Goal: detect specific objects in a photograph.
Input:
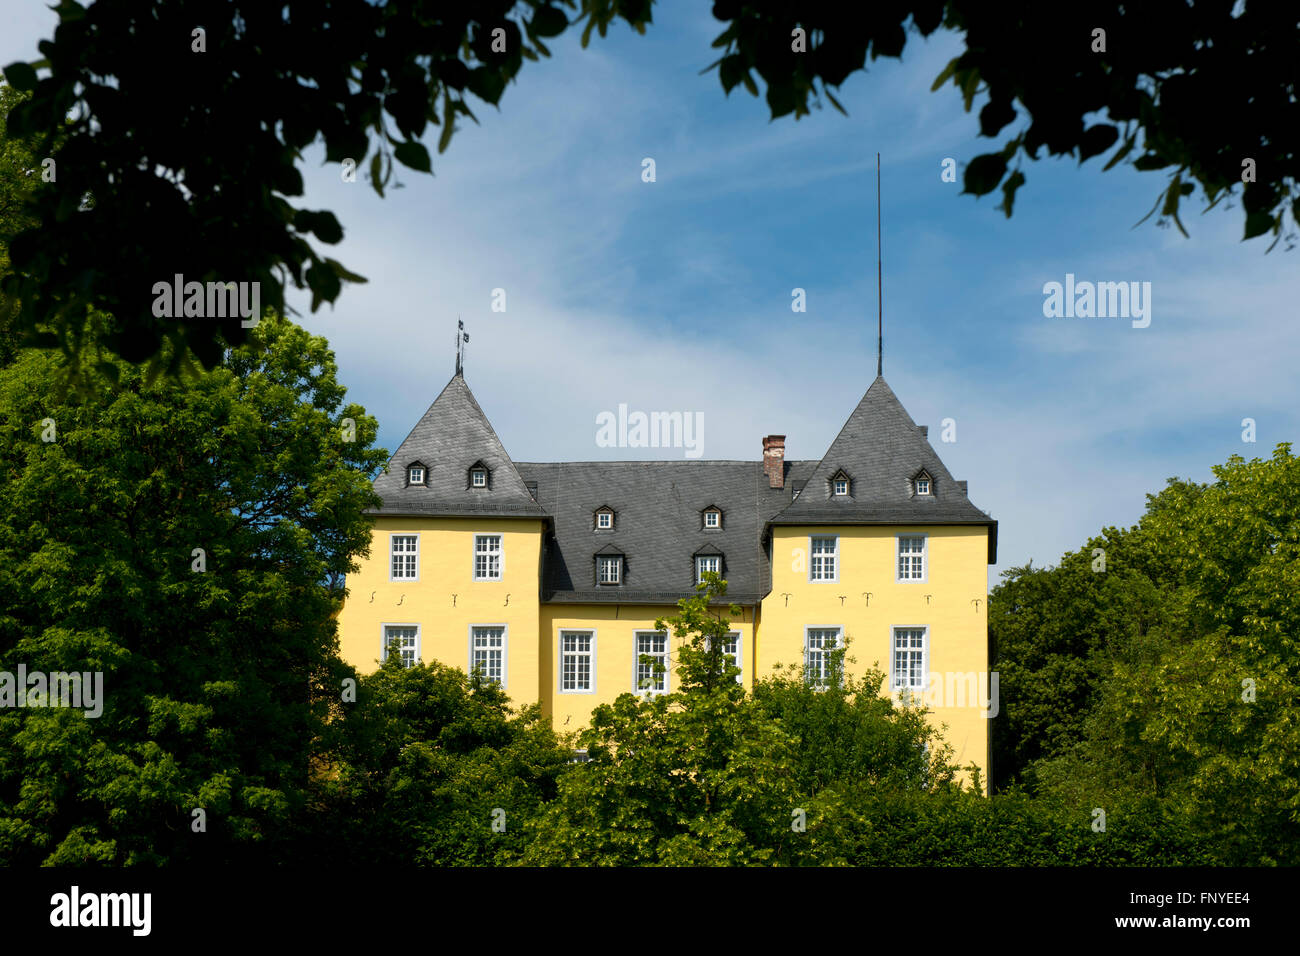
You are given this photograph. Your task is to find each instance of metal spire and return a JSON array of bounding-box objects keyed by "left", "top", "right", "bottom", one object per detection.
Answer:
[{"left": 877, "top": 152, "right": 883, "bottom": 379}]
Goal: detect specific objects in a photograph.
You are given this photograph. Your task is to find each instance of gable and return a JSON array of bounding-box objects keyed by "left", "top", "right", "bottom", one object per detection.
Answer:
[
  {"left": 370, "top": 373, "right": 546, "bottom": 518},
  {"left": 769, "top": 376, "right": 996, "bottom": 556}
]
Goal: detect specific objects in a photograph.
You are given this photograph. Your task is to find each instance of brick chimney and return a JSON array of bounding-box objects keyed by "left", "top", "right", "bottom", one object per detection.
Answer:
[{"left": 762, "top": 435, "right": 786, "bottom": 489}]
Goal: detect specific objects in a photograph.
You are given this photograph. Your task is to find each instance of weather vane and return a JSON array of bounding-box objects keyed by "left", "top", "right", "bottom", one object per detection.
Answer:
[{"left": 455, "top": 317, "right": 469, "bottom": 375}]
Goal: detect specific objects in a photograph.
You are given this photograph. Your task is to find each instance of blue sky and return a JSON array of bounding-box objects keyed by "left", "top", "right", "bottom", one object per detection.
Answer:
[{"left": 5, "top": 1, "right": 1299, "bottom": 588}]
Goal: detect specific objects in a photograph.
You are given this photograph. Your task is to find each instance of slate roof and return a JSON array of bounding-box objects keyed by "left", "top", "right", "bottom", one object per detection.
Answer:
[
  {"left": 370, "top": 373, "right": 547, "bottom": 518},
  {"left": 369, "top": 372, "right": 996, "bottom": 602},
  {"left": 515, "top": 460, "right": 818, "bottom": 605},
  {"left": 769, "top": 376, "right": 998, "bottom": 560}
]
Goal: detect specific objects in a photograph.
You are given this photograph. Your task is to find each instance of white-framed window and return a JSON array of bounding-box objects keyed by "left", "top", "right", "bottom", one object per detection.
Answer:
[
  {"left": 382, "top": 624, "right": 419, "bottom": 668},
  {"left": 893, "top": 627, "right": 928, "bottom": 693},
  {"left": 596, "top": 510, "right": 613, "bottom": 529},
  {"left": 469, "top": 625, "right": 506, "bottom": 688},
  {"left": 809, "top": 535, "right": 838, "bottom": 581},
  {"left": 703, "top": 509, "right": 720, "bottom": 529},
  {"left": 471, "top": 468, "right": 487, "bottom": 487},
  {"left": 805, "top": 627, "right": 842, "bottom": 687},
  {"left": 834, "top": 478, "right": 849, "bottom": 496},
  {"left": 897, "top": 534, "right": 926, "bottom": 581},
  {"left": 473, "top": 534, "right": 503, "bottom": 580},
  {"left": 792, "top": 488, "right": 801, "bottom": 501},
  {"left": 695, "top": 554, "right": 721, "bottom": 584},
  {"left": 597, "top": 555, "right": 622, "bottom": 584},
  {"left": 407, "top": 465, "right": 425, "bottom": 485},
  {"left": 559, "top": 630, "right": 595, "bottom": 693},
  {"left": 634, "top": 630, "right": 669, "bottom": 694},
  {"left": 707, "top": 631, "right": 743, "bottom": 684},
  {"left": 390, "top": 534, "right": 418, "bottom": 581},
  {"left": 916, "top": 476, "right": 931, "bottom": 495}
]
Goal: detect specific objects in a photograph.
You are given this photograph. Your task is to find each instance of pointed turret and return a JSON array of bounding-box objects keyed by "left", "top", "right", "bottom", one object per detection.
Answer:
[
  {"left": 371, "top": 373, "right": 546, "bottom": 518},
  {"left": 770, "top": 376, "right": 996, "bottom": 560}
]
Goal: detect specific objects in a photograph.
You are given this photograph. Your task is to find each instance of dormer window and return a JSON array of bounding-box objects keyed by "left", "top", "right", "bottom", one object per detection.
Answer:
[
  {"left": 467, "top": 461, "right": 491, "bottom": 489},
  {"left": 831, "top": 470, "right": 851, "bottom": 496},
  {"left": 695, "top": 552, "right": 723, "bottom": 584},
  {"left": 595, "top": 544, "right": 624, "bottom": 586},
  {"left": 594, "top": 506, "right": 615, "bottom": 531},
  {"left": 407, "top": 463, "right": 426, "bottom": 486},
  {"left": 597, "top": 555, "right": 622, "bottom": 584},
  {"left": 912, "top": 470, "right": 934, "bottom": 496},
  {"left": 702, "top": 507, "right": 722, "bottom": 530}
]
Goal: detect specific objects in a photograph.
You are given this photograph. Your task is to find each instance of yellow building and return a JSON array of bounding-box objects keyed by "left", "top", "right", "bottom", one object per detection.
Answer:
[{"left": 337, "top": 370, "right": 998, "bottom": 788}]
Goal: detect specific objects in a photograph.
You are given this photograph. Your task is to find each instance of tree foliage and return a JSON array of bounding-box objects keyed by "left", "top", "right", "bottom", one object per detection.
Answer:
[
  {"left": 0, "top": 314, "right": 385, "bottom": 864},
  {"left": 708, "top": 1, "right": 1299, "bottom": 241},
  {"left": 796, "top": 790, "right": 1214, "bottom": 866},
  {"left": 2, "top": 1, "right": 1295, "bottom": 374},
  {"left": 0, "top": 84, "right": 40, "bottom": 368},
  {"left": 517, "top": 575, "right": 963, "bottom": 865},
  {"left": 989, "top": 531, "right": 1167, "bottom": 792},
  {"left": 991, "top": 445, "right": 1300, "bottom": 865},
  {"left": 296, "top": 655, "right": 571, "bottom": 866}
]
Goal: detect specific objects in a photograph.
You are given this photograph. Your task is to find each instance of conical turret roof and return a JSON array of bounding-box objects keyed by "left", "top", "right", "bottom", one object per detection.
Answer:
[
  {"left": 770, "top": 376, "right": 995, "bottom": 548},
  {"left": 370, "top": 373, "right": 546, "bottom": 518}
]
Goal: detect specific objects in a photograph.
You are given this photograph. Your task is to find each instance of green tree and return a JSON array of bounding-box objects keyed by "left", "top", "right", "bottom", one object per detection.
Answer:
[
  {"left": 4, "top": 1, "right": 1296, "bottom": 373},
  {"left": 0, "top": 313, "right": 385, "bottom": 864},
  {"left": 300, "top": 654, "right": 571, "bottom": 866},
  {"left": 517, "top": 575, "right": 801, "bottom": 865},
  {"left": 0, "top": 83, "right": 44, "bottom": 368},
  {"left": 517, "top": 574, "right": 960, "bottom": 865},
  {"left": 996, "top": 446, "right": 1300, "bottom": 864},
  {"left": 752, "top": 648, "right": 960, "bottom": 798},
  {"left": 1039, "top": 446, "right": 1300, "bottom": 864},
  {"left": 988, "top": 531, "right": 1168, "bottom": 791},
  {"left": 797, "top": 789, "right": 1213, "bottom": 866}
]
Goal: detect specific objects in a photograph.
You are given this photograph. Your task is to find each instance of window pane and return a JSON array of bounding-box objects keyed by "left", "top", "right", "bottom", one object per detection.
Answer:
[
  {"left": 898, "top": 537, "right": 924, "bottom": 579},
  {"left": 561, "top": 632, "right": 592, "bottom": 691},
  {"left": 391, "top": 535, "right": 417, "bottom": 579},
  {"left": 636, "top": 632, "right": 667, "bottom": 692},
  {"left": 806, "top": 629, "right": 839, "bottom": 685},
  {"left": 893, "top": 629, "right": 926, "bottom": 690},
  {"left": 384, "top": 626, "right": 418, "bottom": 668},
  {"left": 696, "top": 556, "right": 720, "bottom": 581},
  {"left": 472, "top": 627, "right": 505, "bottom": 685},
  {"left": 810, "top": 537, "right": 836, "bottom": 579},
  {"left": 475, "top": 535, "right": 502, "bottom": 579}
]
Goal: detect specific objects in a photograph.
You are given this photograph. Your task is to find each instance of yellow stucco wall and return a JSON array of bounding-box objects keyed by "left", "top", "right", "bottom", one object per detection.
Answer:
[
  {"left": 337, "top": 516, "right": 545, "bottom": 700},
  {"left": 539, "top": 604, "right": 756, "bottom": 728},
  {"left": 758, "top": 524, "right": 992, "bottom": 791},
  {"left": 338, "top": 517, "right": 991, "bottom": 792}
]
